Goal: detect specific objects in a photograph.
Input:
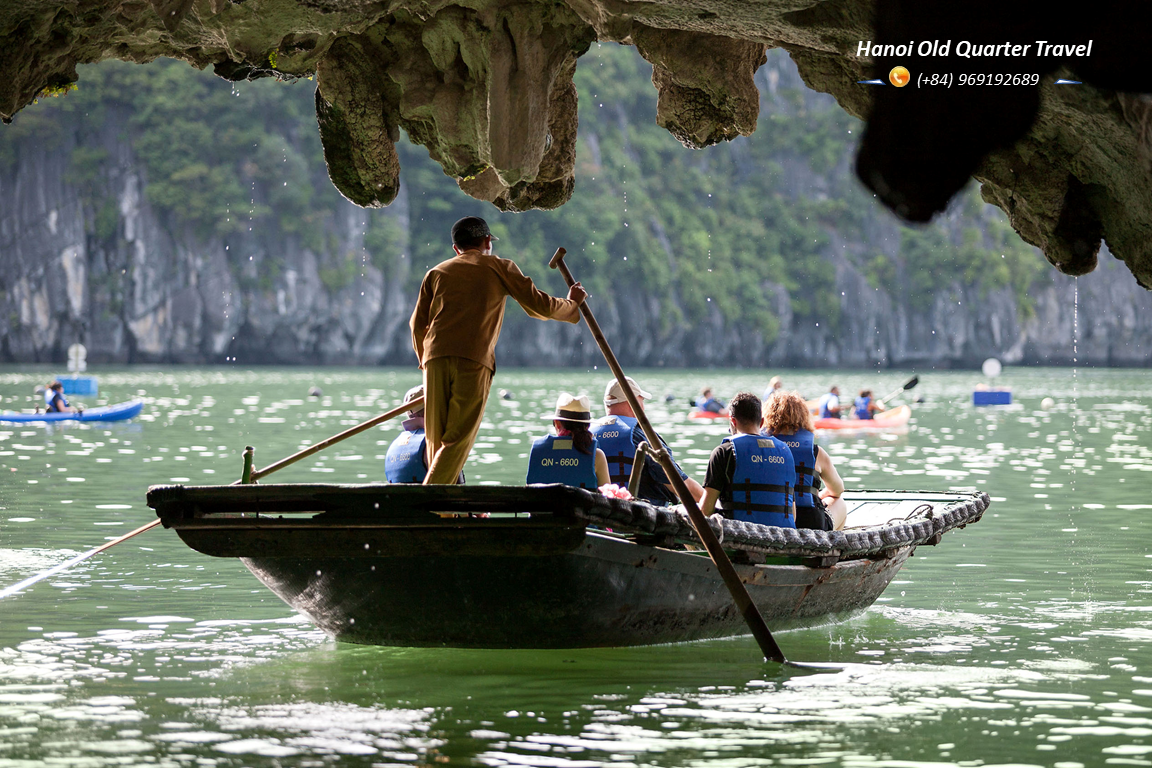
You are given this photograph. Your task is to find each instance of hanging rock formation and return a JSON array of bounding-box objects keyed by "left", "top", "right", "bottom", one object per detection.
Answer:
[{"left": 1, "top": 0, "right": 1151, "bottom": 288}]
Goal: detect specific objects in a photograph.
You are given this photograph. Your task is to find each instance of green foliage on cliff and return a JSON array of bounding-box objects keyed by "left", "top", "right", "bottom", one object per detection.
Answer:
[{"left": 0, "top": 45, "right": 1048, "bottom": 343}]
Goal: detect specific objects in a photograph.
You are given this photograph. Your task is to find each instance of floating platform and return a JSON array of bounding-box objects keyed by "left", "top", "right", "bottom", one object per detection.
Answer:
[
  {"left": 57, "top": 376, "right": 98, "bottom": 396},
  {"left": 973, "top": 390, "right": 1012, "bottom": 406}
]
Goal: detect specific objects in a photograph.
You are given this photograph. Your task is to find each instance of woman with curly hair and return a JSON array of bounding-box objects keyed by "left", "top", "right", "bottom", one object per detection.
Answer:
[{"left": 762, "top": 391, "right": 848, "bottom": 530}]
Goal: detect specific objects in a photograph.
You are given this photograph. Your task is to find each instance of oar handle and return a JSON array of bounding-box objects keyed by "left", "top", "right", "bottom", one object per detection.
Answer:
[{"left": 549, "top": 248, "right": 786, "bottom": 663}]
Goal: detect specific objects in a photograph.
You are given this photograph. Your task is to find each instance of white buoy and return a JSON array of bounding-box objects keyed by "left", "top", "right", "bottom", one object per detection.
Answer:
[
  {"left": 1041, "top": 397, "right": 1055, "bottom": 410},
  {"left": 981, "top": 358, "right": 1002, "bottom": 378}
]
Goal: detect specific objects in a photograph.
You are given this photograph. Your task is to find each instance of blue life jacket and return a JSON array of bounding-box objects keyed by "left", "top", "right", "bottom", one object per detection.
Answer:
[
  {"left": 769, "top": 429, "right": 817, "bottom": 509},
  {"left": 385, "top": 428, "right": 427, "bottom": 483},
  {"left": 854, "top": 396, "right": 873, "bottom": 420},
  {"left": 818, "top": 393, "right": 839, "bottom": 419},
  {"left": 591, "top": 415, "right": 637, "bottom": 486},
  {"left": 723, "top": 434, "right": 795, "bottom": 528},
  {"left": 697, "top": 397, "right": 725, "bottom": 413},
  {"left": 526, "top": 434, "right": 598, "bottom": 489},
  {"left": 45, "top": 390, "right": 67, "bottom": 413}
]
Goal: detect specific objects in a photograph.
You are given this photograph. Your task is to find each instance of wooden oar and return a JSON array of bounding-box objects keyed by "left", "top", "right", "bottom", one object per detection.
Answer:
[
  {"left": 549, "top": 247, "right": 787, "bottom": 664},
  {"left": 0, "top": 518, "right": 162, "bottom": 600},
  {"left": 243, "top": 397, "right": 423, "bottom": 483},
  {"left": 0, "top": 397, "right": 423, "bottom": 600},
  {"left": 875, "top": 375, "right": 919, "bottom": 407}
]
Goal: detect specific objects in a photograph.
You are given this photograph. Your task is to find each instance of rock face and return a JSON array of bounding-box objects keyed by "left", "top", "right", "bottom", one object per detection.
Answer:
[
  {"left": 3, "top": 0, "right": 1150, "bottom": 291},
  {"left": 3, "top": 96, "right": 1151, "bottom": 369}
]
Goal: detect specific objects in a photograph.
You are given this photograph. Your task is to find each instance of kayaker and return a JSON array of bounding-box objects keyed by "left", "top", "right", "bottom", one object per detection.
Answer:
[
  {"left": 526, "top": 393, "right": 609, "bottom": 490},
  {"left": 695, "top": 387, "right": 727, "bottom": 415},
  {"left": 410, "top": 216, "right": 586, "bottom": 484},
  {"left": 817, "top": 386, "right": 841, "bottom": 419},
  {"left": 762, "top": 390, "right": 848, "bottom": 530},
  {"left": 384, "top": 386, "right": 465, "bottom": 484},
  {"left": 853, "top": 389, "right": 885, "bottom": 420},
  {"left": 761, "top": 375, "right": 783, "bottom": 401},
  {"left": 700, "top": 392, "right": 795, "bottom": 527},
  {"left": 592, "top": 377, "right": 706, "bottom": 505},
  {"left": 44, "top": 381, "right": 73, "bottom": 413}
]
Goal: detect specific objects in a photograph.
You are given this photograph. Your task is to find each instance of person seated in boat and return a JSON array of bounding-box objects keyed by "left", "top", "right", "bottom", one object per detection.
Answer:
[
  {"left": 853, "top": 389, "right": 885, "bottom": 420},
  {"left": 44, "top": 381, "right": 73, "bottom": 413},
  {"left": 694, "top": 387, "right": 727, "bottom": 415},
  {"left": 762, "top": 375, "right": 783, "bottom": 401},
  {"left": 817, "top": 386, "right": 841, "bottom": 419},
  {"left": 592, "top": 377, "right": 706, "bottom": 505},
  {"left": 700, "top": 392, "right": 796, "bottom": 528},
  {"left": 526, "top": 393, "right": 610, "bottom": 490},
  {"left": 762, "top": 390, "right": 848, "bottom": 531},
  {"left": 384, "top": 386, "right": 439, "bottom": 483}
]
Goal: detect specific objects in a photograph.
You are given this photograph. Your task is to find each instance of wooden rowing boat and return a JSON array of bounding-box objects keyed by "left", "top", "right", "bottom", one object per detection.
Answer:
[{"left": 146, "top": 483, "right": 986, "bottom": 648}]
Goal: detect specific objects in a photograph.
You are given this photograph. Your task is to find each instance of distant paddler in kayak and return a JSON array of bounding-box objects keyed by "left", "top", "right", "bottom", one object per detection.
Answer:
[
  {"left": 815, "top": 385, "right": 841, "bottom": 419},
  {"left": 409, "top": 217, "right": 586, "bottom": 484},
  {"left": 592, "top": 377, "right": 705, "bottom": 505},
  {"left": 694, "top": 387, "right": 728, "bottom": 415},
  {"left": 762, "top": 375, "right": 783, "bottom": 401},
  {"left": 763, "top": 391, "right": 848, "bottom": 530},
  {"left": 526, "top": 393, "right": 610, "bottom": 490},
  {"left": 43, "top": 381, "right": 76, "bottom": 414},
  {"left": 853, "top": 389, "right": 885, "bottom": 420}
]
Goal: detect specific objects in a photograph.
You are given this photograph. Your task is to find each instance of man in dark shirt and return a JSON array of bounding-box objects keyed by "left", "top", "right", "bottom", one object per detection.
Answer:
[{"left": 701, "top": 391, "right": 796, "bottom": 527}]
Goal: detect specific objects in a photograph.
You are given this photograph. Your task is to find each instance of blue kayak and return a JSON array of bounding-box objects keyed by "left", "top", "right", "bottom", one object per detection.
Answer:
[{"left": 0, "top": 400, "right": 144, "bottom": 423}]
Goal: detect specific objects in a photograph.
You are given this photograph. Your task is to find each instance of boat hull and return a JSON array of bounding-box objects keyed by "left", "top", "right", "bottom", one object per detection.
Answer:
[
  {"left": 0, "top": 400, "right": 143, "bottom": 423},
  {"left": 814, "top": 404, "right": 911, "bottom": 431},
  {"left": 240, "top": 532, "right": 911, "bottom": 648}
]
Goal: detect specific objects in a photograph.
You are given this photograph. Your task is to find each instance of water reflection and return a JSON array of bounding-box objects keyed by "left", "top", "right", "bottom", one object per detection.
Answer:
[{"left": 1, "top": 366, "right": 1151, "bottom": 766}]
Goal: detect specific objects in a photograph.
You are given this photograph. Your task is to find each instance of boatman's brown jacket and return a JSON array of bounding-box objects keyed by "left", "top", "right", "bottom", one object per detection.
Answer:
[{"left": 410, "top": 248, "right": 581, "bottom": 370}]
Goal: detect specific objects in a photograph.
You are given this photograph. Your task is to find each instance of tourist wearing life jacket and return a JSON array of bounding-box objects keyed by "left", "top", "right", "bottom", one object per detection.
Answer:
[
  {"left": 694, "top": 387, "right": 728, "bottom": 415},
  {"left": 853, "top": 389, "right": 885, "bottom": 420},
  {"left": 817, "top": 386, "right": 841, "bottom": 419},
  {"left": 592, "top": 377, "right": 706, "bottom": 505},
  {"left": 761, "top": 375, "right": 783, "bottom": 402},
  {"left": 526, "top": 393, "right": 610, "bottom": 490},
  {"left": 762, "top": 390, "right": 848, "bottom": 531},
  {"left": 384, "top": 386, "right": 464, "bottom": 484},
  {"left": 44, "top": 381, "right": 72, "bottom": 413},
  {"left": 700, "top": 392, "right": 796, "bottom": 528}
]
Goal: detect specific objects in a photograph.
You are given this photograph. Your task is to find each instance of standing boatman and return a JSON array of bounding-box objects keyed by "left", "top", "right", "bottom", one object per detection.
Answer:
[
  {"left": 410, "top": 216, "right": 587, "bottom": 484},
  {"left": 385, "top": 385, "right": 468, "bottom": 484}
]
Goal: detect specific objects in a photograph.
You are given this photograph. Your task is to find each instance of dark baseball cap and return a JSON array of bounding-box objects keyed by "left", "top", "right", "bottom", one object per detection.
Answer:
[{"left": 451, "top": 216, "right": 498, "bottom": 247}]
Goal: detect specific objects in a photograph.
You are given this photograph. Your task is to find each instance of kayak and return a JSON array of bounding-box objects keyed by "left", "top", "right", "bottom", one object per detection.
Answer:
[
  {"left": 688, "top": 410, "right": 726, "bottom": 420},
  {"left": 814, "top": 404, "right": 911, "bottom": 431},
  {"left": 0, "top": 400, "right": 144, "bottom": 423}
]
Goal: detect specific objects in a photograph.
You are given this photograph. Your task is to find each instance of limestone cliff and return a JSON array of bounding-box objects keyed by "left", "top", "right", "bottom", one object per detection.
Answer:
[
  {"left": 1, "top": 0, "right": 1150, "bottom": 291},
  {"left": 3, "top": 50, "right": 1150, "bottom": 369}
]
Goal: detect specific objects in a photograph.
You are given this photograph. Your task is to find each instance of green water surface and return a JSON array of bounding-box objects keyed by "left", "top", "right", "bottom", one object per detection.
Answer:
[{"left": 1, "top": 366, "right": 1150, "bottom": 768}]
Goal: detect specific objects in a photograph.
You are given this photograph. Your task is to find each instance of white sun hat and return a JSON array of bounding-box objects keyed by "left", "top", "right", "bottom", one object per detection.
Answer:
[
  {"left": 603, "top": 376, "right": 652, "bottom": 407},
  {"left": 544, "top": 393, "right": 594, "bottom": 423},
  {"left": 403, "top": 385, "right": 424, "bottom": 417}
]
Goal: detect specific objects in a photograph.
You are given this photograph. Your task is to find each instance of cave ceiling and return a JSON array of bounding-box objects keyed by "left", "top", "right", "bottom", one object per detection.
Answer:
[{"left": 2, "top": 0, "right": 1149, "bottom": 288}]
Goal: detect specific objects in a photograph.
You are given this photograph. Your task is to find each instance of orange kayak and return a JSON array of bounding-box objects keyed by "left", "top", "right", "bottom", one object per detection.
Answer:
[
  {"left": 813, "top": 404, "right": 912, "bottom": 431},
  {"left": 688, "top": 410, "right": 727, "bottom": 420}
]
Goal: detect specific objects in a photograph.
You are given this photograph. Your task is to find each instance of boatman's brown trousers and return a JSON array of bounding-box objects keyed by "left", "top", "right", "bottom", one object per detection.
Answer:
[{"left": 422, "top": 355, "right": 493, "bottom": 484}]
